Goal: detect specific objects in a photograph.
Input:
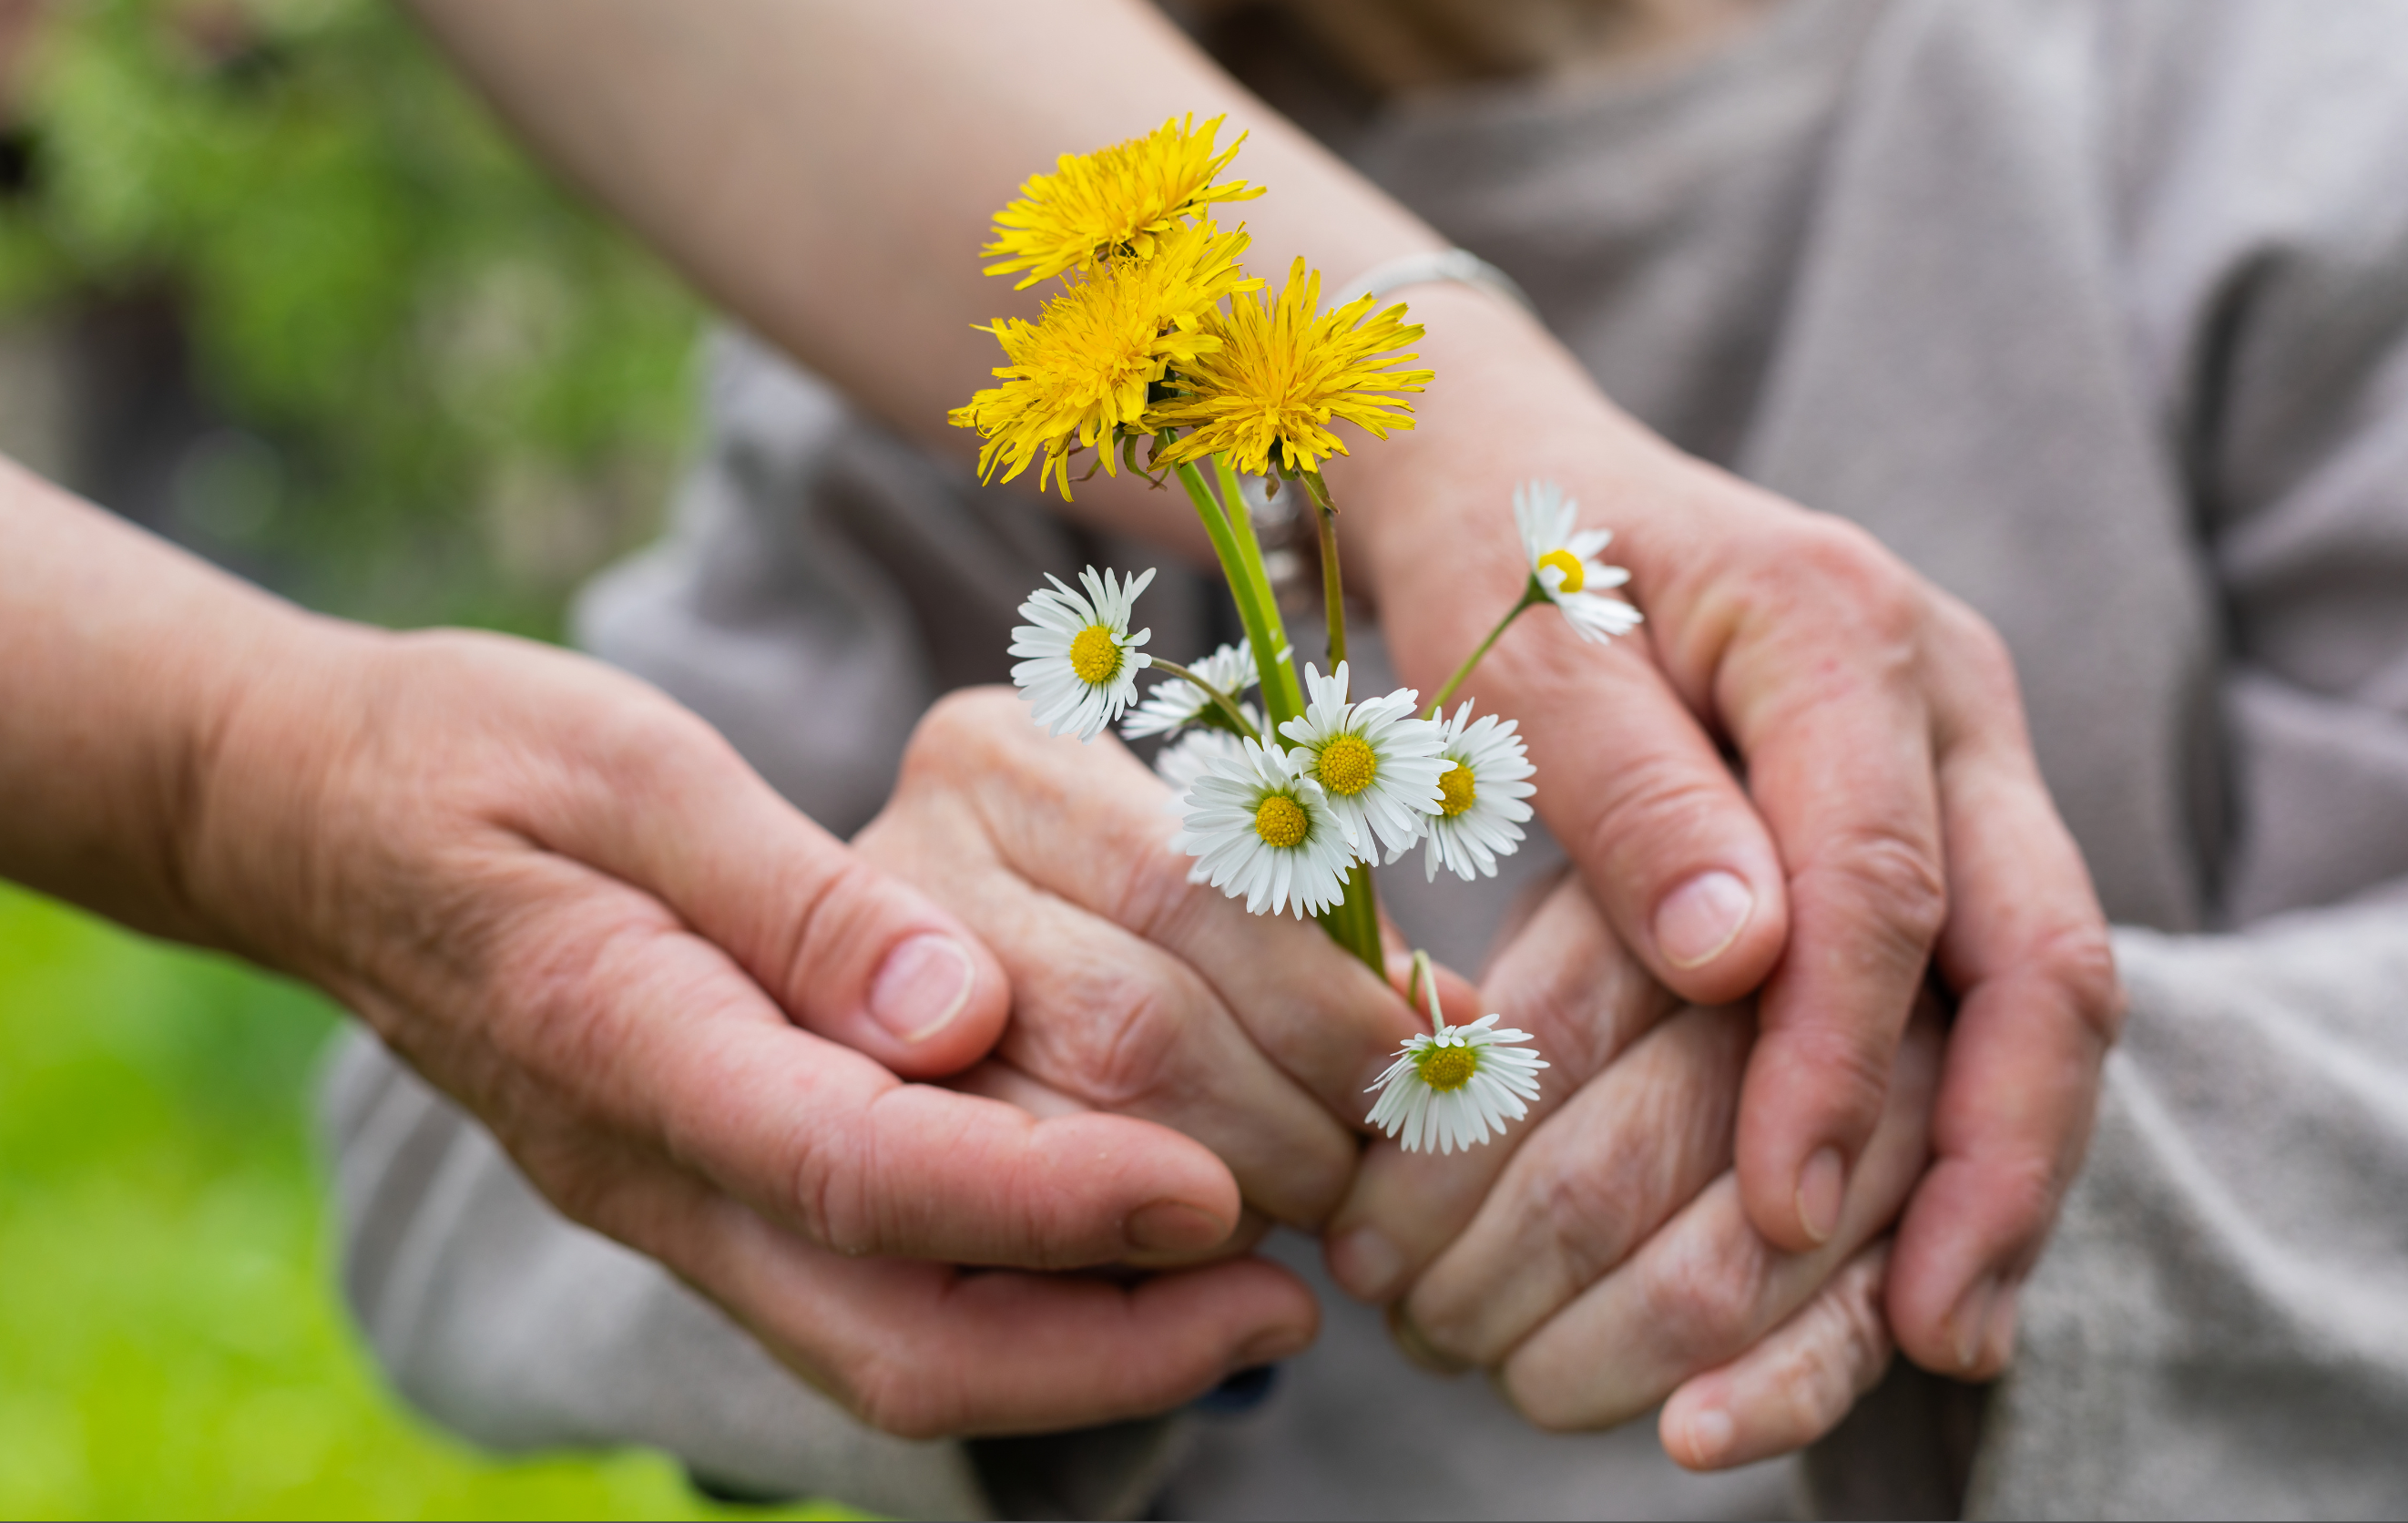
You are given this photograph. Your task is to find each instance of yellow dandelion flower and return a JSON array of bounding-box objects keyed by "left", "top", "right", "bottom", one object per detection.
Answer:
[
  {"left": 1149, "top": 258, "right": 1434, "bottom": 477},
  {"left": 983, "top": 114, "right": 1265, "bottom": 290},
  {"left": 950, "top": 220, "right": 1260, "bottom": 499}
]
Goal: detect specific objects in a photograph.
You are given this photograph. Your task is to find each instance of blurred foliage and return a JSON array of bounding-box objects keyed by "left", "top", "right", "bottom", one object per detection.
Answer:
[
  {"left": 0, "top": 0, "right": 703, "bottom": 632},
  {"left": 0, "top": 3, "right": 850, "bottom": 1515},
  {"left": 0, "top": 882, "right": 865, "bottom": 1519}
]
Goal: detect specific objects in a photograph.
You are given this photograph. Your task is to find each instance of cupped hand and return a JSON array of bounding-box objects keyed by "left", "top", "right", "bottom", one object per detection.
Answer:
[
  {"left": 853, "top": 685, "right": 1449, "bottom": 1245},
  {"left": 185, "top": 625, "right": 1321, "bottom": 1437},
  {"left": 1329, "top": 874, "right": 1931, "bottom": 1467},
  {"left": 1341, "top": 286, "right": 2121, "bottom": 1379}
]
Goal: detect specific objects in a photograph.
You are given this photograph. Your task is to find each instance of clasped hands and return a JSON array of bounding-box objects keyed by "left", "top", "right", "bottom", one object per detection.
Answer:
[
  {"left": 862, "top": 686, "right": 1942, "bottom": 1469},
  {"left": 179, "top": 413, "right": 2118, "bottom": 1463}
]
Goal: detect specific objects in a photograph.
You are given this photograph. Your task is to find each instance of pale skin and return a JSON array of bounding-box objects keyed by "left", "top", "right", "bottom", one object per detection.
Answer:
[{"left": 408, "top": 0, "right": 2118, "bottom": 1390}]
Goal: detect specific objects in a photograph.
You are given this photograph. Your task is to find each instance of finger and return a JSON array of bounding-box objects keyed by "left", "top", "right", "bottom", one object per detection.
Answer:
[
  {"left": 1659, "top": 1242, "right": 1893, "bottom": 1472},
  {"left": 1888, "top": 618, "right": 2120, "bottom": 1375},
  {"left": 472, "top": 859, "right": 1243, "bottom": 1267},
  {"left": 1486, "top": 628, "right": 1792, "bottom": 1008},
  {"left": 1324, "top": 877, "right": 1676, "bottom": 1303},
  {"left": 565, "top": 1146, "right": 1320, "bottom": 1440},
  {"left": 1397, "top": 1004, "right": 1750, "bottom": 1366},
  {"left": 503, "top": 671, "right": 1010, "bottom": 1079},
  {"left": 869, "top": 781, "right": 1361, "bottom": 1230},
  {"left": 944, "top": 1059, "right": 1279, "bottom": 1268},
  {"left": 1720, "top": 522, "right": 1950, "bottom": 1254},
  {"left": 1496, "top": 1008, "right": 1938, "bottom": 1431},
  {"left": 924, "top": 687, "right": 1426, "bottom": 1118}
]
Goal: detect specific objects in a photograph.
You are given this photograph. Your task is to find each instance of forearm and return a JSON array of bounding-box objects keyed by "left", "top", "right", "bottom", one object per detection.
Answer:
[
  {"left": 403, "top": 0, "right": 1449, "bottom": 544},
  {"left": 0, "top": 457, "right": 339, "bottom": 946}
]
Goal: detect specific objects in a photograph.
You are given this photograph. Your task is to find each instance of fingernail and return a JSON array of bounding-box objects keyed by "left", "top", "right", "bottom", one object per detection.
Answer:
[
  {"left": 1953, "top": 1275, "right": 1999, "bottom": 1372},
  {"left": 867, "top": 934, "right": 975, "bottom": 1043},
  {"left": 1126, "top": 1199, "right": 1229, "bottom": 1254},
  {"left": 1796, "top": 1146, "right": 1845, "bottom": 1244},
  {"left": 1685, "top": 1405, "right": 1735, "bottom": 1467},
  {"left": 1234, "top": 1323, "right": 1311, "bottom": 1369},
  {"left": 1653, "top": 871, "right": 1754, "bottom": 969},
  {"left": 1982, "top": 1283, "right": 2021, "bottom": 1370},
  {"left": 1329, "top": 1226, "right": 1404, "bottom": 1302}
]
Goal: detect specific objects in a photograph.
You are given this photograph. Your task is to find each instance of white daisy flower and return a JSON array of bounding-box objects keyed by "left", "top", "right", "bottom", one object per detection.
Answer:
[
  {"left": 1366, "top": 1011, "right": 1549, "bottom": 1155},
  {"left": 1419, "top": 701, "right": 1537, "bottom": 882},
  {"left": 1009, "top": 566, "right": 1155, "bottom": 741},
  {"left": 1514, "top": 479, "right": 1641, "bottom": 644},
  {"left": 1153, "top": 721, "right": 1252, "bottom": 798},
  {"left": 1174, "top": 738, "right": 1358, "bottom": 918},
  {"left": 1276, "top": 661, "right": 1450, "bottom": 861},
  {"left": 1122, "top": 638, "right": 1262, "bottom": 740}
]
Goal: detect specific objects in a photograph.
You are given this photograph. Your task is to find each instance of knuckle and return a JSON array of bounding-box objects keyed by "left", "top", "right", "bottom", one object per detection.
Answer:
[
  {"left": 1035, "top": 973, "right": 1188, "bottom": 1112},
  {"left": 1499, "top": 1376, "right": 1583, "bottom": 1434},
  {"left": 1639, "top": 1227, "right": 1770, "bottom": 1357},
  {"left": 780, "top": 851, "right": 885, "bottom": 976},
  {"left": 1783, "top": 519, "right": 1921, "bottom": 636},
  {"left": 1536, "top": 1151, "right": 1648, "bottom": 1290},
  {"left": 841, "top": 1347, "right": 958, "bottom": 1440},
  {"left": 1501, "top": 968, "right": 1620, "bottom": 1079},
  {"left": 1581, "top": 751, "right": 1746, "bottom": 882},
  {"left": 2038, "top": 921, "right": 2127, "bottom": 1047},
  {"left": 902, "top": 688, "right": 1012, "bottom": 782},
  {"left": 1933, "top": 596, "right": 2020, "bottom": 701},
  {"left": 1977, "top": 1147, "right": 2070, "bottom": 1244},
  {"left": 1771, "top": 1020, "right": 1898, "bottom": 1135},
  {"left": 1810, "top": 826, "right": 1950, "bottom": 957},
  {"left": 787, "top": 1090, "right": 892, "bottom": 1257}
]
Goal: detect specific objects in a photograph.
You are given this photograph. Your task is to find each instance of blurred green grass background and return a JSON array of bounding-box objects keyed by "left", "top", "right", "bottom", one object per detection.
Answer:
[
  {"left": 0, "top": 884, "right": 855, "bottom": 1518},
  {"left": 0, "top": 0, "right": 863, "bottom": 1516}
]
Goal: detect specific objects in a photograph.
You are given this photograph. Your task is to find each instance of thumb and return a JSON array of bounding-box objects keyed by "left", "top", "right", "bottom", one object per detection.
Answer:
[{"left": 524, "top": 699, "right": 1009, "bottom": 1078}]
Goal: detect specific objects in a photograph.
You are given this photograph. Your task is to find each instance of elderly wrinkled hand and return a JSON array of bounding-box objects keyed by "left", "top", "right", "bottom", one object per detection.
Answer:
[
  {"left": 1343, "top": 291, "right": 2119, "bottom": 1380},
  {"left": 853, "top": 685, "right": 1449, "bottom": 1249},
  {"left": 1328, "top": 873, "right": 1939, "bottom": 1469},
  {"left": 181, "top": 622, "right": 1409, "bottom": 1441}
]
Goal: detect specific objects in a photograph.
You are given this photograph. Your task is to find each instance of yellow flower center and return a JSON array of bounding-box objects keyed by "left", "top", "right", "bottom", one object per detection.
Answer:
[
  {"left": 1315, "top": 734, "right": 1378, "bottom": 797},
  {"left": 1253, "top": 792, "right": 1310, "bottom": 849},
  {"left": 1437, "top": 762, "right": 1476, "bottom": 817},
  {"left": 1418, "top": 1045, "right": 1478, "bottom": 1092},
  {"left": 1068, "top": 625, "right": 1122, "bottom": 685},
  {"left": 1538, "top": 548, "right": 1586, "bottom": 595}
]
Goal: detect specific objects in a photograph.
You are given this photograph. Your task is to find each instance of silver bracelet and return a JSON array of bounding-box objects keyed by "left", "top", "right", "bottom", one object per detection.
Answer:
[{"left": 1334, "top": 247, "right": 1536, "bottom": 316}]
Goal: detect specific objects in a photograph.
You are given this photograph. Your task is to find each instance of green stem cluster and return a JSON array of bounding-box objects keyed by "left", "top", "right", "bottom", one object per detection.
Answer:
[
  {"left": 1165, "top": 456, "right": 1542, "bottom": 979},
  {"left": 1170, "top": 452, "right": 1384, "bottom": 974}
]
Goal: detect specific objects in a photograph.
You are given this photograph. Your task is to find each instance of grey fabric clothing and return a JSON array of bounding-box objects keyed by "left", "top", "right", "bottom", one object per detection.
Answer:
[{"left": 323, "top": 0, "right": 2408, "bottom": 1518}]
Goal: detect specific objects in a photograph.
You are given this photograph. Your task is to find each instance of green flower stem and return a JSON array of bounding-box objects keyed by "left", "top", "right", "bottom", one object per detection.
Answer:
[
  {"left": 1407, "top": 947, "right": 1443, "bottom": 1030},
  {"left": 1169, "top": 452, "right": 1302, "bottom": 731},
  {"left": 1326, "top": 861, "right": 1385, "bottom": 976},
  {"left": 1293, "top": 467, "right": 1384, "bottom": 976},
  {"left": 1142, "top": 659, "right": 1261, "bottom": 743},
  {"left": 1169, "top": 446, "right": 1380, "bottom": 976},
  {"left": 1300, "top": 469, "right": 1348, "bottom": 670},
  {"left": 1426, "top": 581, "right": 1546, "bottom": 719},
  {"left": 1211, "top": 455, "right": 1301, "bottom": 715}
]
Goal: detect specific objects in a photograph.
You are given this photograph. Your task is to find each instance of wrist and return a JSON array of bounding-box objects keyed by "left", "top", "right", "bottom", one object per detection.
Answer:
[
  {"left": 1325, "top": 283, "right": 1677, "bottom": 695},
  {"left": 172, "top": 608, "right": 393, "bottom": 976}
]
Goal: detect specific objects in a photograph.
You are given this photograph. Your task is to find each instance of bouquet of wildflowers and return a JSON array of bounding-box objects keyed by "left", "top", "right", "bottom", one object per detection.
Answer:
[{"left": 952, "top": 118, "right": 1641, "bottom": 1151}]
